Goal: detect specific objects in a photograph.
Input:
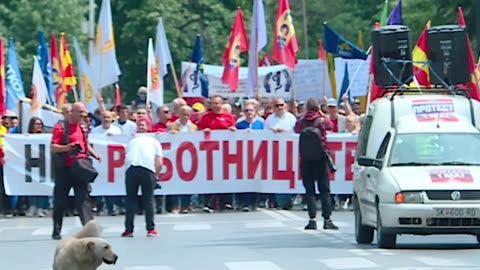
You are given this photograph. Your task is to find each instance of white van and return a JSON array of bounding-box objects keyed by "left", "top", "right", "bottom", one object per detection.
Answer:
[{"left": 353, "top": 92, "right": 480, "bottom": 248}]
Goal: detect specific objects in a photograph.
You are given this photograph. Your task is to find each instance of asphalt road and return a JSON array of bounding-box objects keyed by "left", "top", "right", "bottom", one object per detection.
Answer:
[{"left": 0, "top": 209, "right": 479, "bottom": 270}]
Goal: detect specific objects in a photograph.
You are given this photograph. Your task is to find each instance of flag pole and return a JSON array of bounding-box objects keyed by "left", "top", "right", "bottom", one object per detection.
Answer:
[
  {"left": 255, "top": 31, "right": 260, "bottom": 100},
  {"left": 72, "top": 85, "right": 79, "bottom": 102},
  {"left": 169, "top": 61, "right": 182, "bottom": 98}
]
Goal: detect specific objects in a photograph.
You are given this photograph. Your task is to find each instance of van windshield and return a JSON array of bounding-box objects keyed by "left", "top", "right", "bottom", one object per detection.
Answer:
[{"left": 389, "top": 133, "right": 480, "bottom": 166}]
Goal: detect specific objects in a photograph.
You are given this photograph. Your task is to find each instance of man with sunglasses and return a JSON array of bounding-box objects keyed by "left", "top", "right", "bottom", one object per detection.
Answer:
[
  {"left": 151, "top": 105, "right": 172, "bottom": 133},
  {"left": 236, "top": 104, "right": 264, "bottom": 211},
  {"left": 264, "top": 98, "right": 297, "bottom": 133},
  {"left": 264, "top": 98, "right": 297, "bottom": 210}
]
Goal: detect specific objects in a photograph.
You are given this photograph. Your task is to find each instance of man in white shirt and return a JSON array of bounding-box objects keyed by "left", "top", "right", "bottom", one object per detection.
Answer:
[
  {"left": 113, "top": 105, "right": 137, "bottom": 135},
  {"left": 90, "top": 111, "right": 122, "bottom": 135},
  {"left": 264, "top": 98, "right": 297, "bottom": 210},
  {"left": 121, "top": 116, "right": 163, "bottom": 238},
  {"left": 264, "top": 98, "right": 297, "bottom": 132}
]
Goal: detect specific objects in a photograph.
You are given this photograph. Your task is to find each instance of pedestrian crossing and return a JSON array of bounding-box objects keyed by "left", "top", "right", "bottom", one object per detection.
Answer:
[{"left": 37, "top": 256, "right": 480, "bottom": 270}]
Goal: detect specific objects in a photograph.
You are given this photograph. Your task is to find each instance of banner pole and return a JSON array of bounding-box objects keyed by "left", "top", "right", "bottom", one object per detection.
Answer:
[{"left": 169, "top": 61, "right": 182, "bottom": 98}]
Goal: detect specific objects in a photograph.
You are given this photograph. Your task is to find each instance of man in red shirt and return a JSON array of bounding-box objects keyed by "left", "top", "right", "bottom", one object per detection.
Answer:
[
  {"left": 197, "top": 95, "right": 236, "bottom": 212},
  {"left": 151, "top": 105, "right": 172, "bottom": 133},
  {"left": 197, "top": 95, "right": 236, "bottom": 131},
  {"left": 50, "top": 102, "right": 101, "bottom": 240}
]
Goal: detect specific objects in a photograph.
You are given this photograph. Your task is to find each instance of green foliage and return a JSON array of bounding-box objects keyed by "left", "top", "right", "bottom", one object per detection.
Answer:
[{"left": 0, "top": 0, "right": 476, "bottom": 105}]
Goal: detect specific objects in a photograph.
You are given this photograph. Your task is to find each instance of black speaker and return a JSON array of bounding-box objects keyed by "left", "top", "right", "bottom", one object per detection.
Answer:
[
  {"left": 427, "top": 25, "right": 470, "bottom": 85},
  {"left": 372, "top": 25, "right": 412, "bottom": 87}
]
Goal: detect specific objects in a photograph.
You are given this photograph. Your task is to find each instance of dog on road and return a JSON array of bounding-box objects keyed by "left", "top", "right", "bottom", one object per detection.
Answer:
[{"left": 52, "top": 220, "right": 118, "bottom": 270}]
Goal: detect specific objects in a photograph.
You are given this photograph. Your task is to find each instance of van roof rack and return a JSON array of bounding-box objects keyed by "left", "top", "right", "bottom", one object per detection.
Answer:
[{"left": 381, "top": 85, "right": 472, "bottom": 101}]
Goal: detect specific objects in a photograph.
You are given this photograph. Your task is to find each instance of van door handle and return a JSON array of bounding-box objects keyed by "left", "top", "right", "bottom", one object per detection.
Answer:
[{"left": 366, "top": 174, "right": 371, "bottom": 178}]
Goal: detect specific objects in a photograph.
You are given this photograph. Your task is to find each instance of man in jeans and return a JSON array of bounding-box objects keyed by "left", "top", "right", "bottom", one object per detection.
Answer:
[
  {"left": 122, "top": 116, "right": 163, "bottom": 237},
  {"left": 50, "top": 102, "right": 101, "bottom": 240},
  {"left": 294, "top": 98, "right": 338, "bottom": 230}
]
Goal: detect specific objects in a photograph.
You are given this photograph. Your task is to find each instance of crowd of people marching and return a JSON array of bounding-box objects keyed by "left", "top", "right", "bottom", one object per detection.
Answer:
[{"left": 0, "top": 85, "right": 365, "bottom": 219}]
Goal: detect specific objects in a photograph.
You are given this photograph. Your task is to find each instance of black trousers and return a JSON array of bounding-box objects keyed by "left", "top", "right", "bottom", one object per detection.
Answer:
[
  {"left": 0, "top": 166, "right": 11, "bottom": 214},
  {"left": 125, "top": 166, "right": 155, "bottom": 232},
  {"left": 52, "top": 167, "right": 94, "bottom": 235},
  {"left": 301, "top": 158, "right": 332, "bottom": 220}
]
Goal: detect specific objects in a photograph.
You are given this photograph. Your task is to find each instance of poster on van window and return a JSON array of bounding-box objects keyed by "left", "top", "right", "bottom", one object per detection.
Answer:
[{"left": 411, "top": 98, "right": 458, "bottom": 122}]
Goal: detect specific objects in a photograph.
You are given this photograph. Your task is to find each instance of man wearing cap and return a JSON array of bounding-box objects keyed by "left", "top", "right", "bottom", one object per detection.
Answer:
[{"left": 325, "top": 97, "right": 346, "bottom": 133}]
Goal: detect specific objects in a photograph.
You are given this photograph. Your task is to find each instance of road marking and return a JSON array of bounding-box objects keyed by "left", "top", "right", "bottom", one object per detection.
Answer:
[
  {"left": 225, "top": 261, "right": 283, "bottom": 270},
  {"left": 347, "top": 249, "right": 370, "bottom": 256},
  {"left": 318, "top": 257, "right": 379, "bottom": 269},
  {"left": 411, "top": 256, "right": 473, "bottom": 267},
  {"left": 275, "top": 210, "right": 303, "bottom": 220},
  {"left": 32, "top": 228, "right": 52, "bottom": 236},
  {"left": 369, "top": 249, "right": 395, "bottom": 256},
  {"left": 244, "top": 222, "right": 285, "bottom": 229},
  {"left": 103, "top": 226, "right": 124, "bottom": 234},
  {"left": 173, "top": 224, "right": 212, "bottom": 231},
  {"left": 125, "top": 266, "right": 175, "bottom": 270},
  {"left": 258, "top": 209, "right": 289, "bottom": 221}
]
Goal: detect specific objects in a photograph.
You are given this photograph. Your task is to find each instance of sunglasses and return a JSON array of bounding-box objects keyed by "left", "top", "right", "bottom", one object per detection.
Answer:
[
  {"left": 275, "top": 104, "right": 285, "bottom": 108},
  {"left": 163, "top": 110, "right": 170, "bottom": 113},
  {"left": 243, "top": 109, "right": 254, "bottom": 113}
]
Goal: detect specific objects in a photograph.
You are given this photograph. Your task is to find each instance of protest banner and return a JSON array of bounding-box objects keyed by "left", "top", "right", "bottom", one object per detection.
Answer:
[{"left": 4, "top": 130, "right": 357, "bottom": 196}]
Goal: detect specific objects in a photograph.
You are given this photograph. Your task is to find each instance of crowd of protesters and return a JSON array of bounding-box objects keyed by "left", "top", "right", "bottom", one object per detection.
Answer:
[{"left": 0, "top": 85, "right": 365, "bottom": 220}]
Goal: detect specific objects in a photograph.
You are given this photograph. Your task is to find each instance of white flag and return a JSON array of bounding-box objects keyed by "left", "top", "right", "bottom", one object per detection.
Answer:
[
  {"left": 90, "top": 0, "right": 121, "bottom": 89},
  {"left": 30, "top": 56, "right": 48, "bottom": 117},
  {"left": 147, "top": 38, "right": 162, "bottom": 106},
  {"left": 246, "top": 0, "right": 267, "bottom": 97},
  {"left": 73, "top": 37, "right": 98, "bottom": 112},
  {"left": 155, "top": 17, "right": 172, "bottom": 78}
]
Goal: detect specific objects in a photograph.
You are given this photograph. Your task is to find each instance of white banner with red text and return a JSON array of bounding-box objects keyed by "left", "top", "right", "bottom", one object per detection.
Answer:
[{"left": 3, "top": 131, "right": 358, "bottom": 196}]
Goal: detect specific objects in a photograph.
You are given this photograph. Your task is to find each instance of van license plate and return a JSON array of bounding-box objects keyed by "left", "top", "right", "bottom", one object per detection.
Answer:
[{"left": 433, "top": 208, "right": 479, "bottom": 218}]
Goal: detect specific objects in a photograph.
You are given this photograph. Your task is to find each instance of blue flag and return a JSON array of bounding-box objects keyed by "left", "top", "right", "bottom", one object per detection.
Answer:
[
  {"left": 6, "top": 38, "right": 25, "bottom": 112},
  {"left": 190, "top": 35, "right": 209, "bottom": 98},
  {"left": 338, "top": 62, "right": 352, "bottom": 106},
  {"left": 37, "top": 31, "right": 55, "bottom": 106},
  {"left": 387, "top": 0, "right": 402, "bottom": 25},
  {"left": 324, "top": 24, "right": 367, "bottom": 60}
]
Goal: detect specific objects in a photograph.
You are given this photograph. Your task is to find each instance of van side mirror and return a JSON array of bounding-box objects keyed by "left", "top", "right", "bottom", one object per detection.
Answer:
[{"left": 357, "top": 156, "right": 383, "bottom": 169}]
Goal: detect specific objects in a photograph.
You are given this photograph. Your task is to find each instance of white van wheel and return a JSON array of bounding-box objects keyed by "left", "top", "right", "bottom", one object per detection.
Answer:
[
  {"left": 354, "top": 197, "right": 374, "bottom": 244},
  {"left": 376, "top": 206, "right": 396, "bottom": 249}
]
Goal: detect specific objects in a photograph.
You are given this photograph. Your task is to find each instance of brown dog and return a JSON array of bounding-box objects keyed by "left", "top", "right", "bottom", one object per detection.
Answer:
[{"left": 52, "top": 220, "right": 118, "bottom": 270}]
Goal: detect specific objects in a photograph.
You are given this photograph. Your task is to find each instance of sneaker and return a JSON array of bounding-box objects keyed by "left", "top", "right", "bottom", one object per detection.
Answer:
[
  {"left": 323, "top": 219, "right": 339, "bottom": 230},
  {"left": 52, "top": 233, "right": 62, "bottom": 240},
  {"left": 203, "top": 206, "right": 213, "bottom": 213},
  {"left": 147, "top": 229, "right": 158, "bottom": 237},
  {"left": 180, "top": 208, "right": 189, "bottom": 214},
  {"left": 304, "top": 220, "right": 317, "bottom": 230},
  {"left": 242, "top": 207, "right": 250, "bottom": 212},
  {"left": 121, "top": 230, "right": 134, "bottom": 237}
]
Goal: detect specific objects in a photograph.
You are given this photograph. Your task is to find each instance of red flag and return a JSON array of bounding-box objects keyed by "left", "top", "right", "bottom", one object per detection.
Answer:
[
  {"left": 50, "top": 33, "right": 66, "bottom": 110},
  {"left": 259, "top": 52, "right": 272, "bottom": 66},
  {"left": 458, "top": 6, "right": 480, "bottom": 101},
  {"left": 412, "top": 21, "right": 431, "bottom": 87},
  {"left": 272, "top": 0, "right": 298, "bottom": 70},
  {"left": 115, "top": 83, "right": 121, "bottom": 109},
  {"left": 221, "top": 8, "right": 249, "bottom": 91},
  {"left": 318, "top": 40, "right": 325, "bottom": 61},
  {"left": 369, "top": 22, "right": 382, "bottom": 102},
  {"left": 0, "top": 39, "right": 5, "bottom": 115}
]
